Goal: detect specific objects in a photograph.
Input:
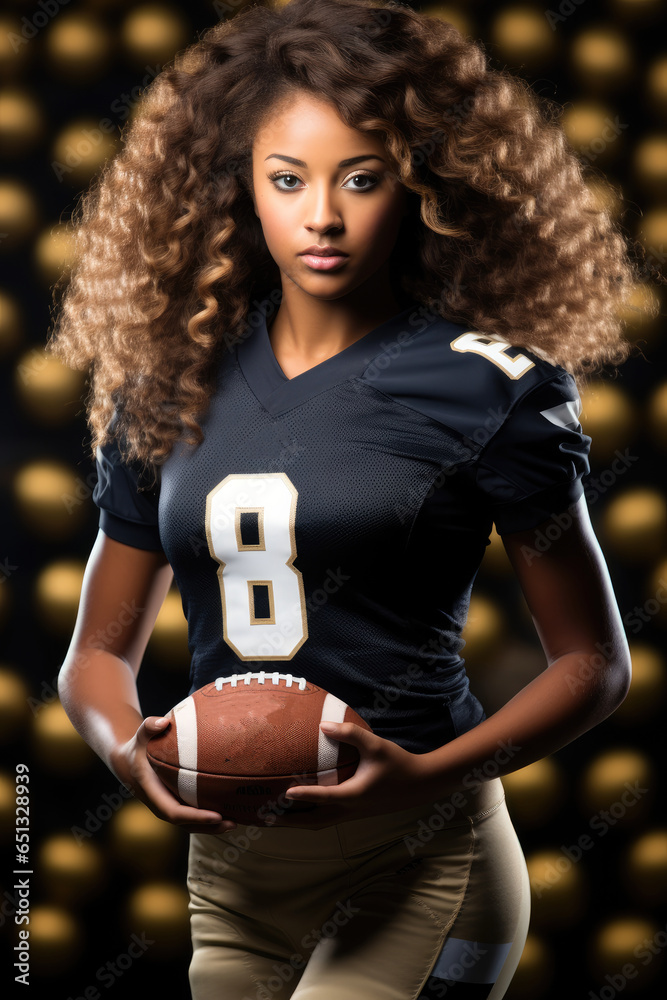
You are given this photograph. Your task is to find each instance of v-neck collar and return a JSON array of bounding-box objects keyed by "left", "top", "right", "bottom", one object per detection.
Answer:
[{"left": 236, "top": 298, "right": 422, "bottom": 415}]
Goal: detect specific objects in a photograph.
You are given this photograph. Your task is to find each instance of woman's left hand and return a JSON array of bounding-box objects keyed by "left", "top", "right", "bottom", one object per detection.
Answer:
[{"left": 267, "top": 722, "right": 438, "bottom": 830}]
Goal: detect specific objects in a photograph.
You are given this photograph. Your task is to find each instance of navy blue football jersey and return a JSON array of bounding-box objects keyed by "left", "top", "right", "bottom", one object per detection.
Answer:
[{"left": 93, "top": 299, "right": 591, "bottom": 754}]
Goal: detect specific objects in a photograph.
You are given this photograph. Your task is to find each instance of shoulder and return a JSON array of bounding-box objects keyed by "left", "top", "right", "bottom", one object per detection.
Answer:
[
  {"left": 357, "top": 310, "right": 579, "bottom": 442},
  {"left": 92, "top": 411, "right": 163, "bottom": 551}
]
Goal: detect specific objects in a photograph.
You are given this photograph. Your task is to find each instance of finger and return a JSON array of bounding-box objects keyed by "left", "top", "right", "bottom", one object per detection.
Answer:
[
  {"left": 135, "top": 715, "right": 171, "bottom": 746},
  {"left": 141, "top": 762, "right": 236, "bottom": 827},
  {"left": 180, "top": 816, "right": 238, "bottom": 833},
  {"left": 168, "top": 813, "right": 238, "bottom": 834},
  {"left": 286, "top": 778, "right": 359, "bottom": 803},
  {"left": 320, "top": 721, "right": 373, "bottom": 748},
  {"left": 285, "top": 787, "right": 333, "bottom": 803}
]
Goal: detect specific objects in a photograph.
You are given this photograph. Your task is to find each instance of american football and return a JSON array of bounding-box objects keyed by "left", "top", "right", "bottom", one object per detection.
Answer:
[{"left": 146, "top": 671, "right": 373, "bottom": 825}]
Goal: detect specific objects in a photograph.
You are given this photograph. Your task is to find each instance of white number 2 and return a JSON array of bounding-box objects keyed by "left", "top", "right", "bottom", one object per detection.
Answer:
[{"left": 205, "top": 473, "right": 308, "bottom": 660}]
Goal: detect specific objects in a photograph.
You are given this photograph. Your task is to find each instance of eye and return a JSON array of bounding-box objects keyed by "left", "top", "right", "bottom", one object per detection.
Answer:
[
  {"left": 267, "top": 170, "right": 379, "bottom": 192},
  {"left": 268, "top": 172, "right": 302, "bottom": 191},
  {"left": 343, "top": 173, "right": 378, "bottom": 191}
]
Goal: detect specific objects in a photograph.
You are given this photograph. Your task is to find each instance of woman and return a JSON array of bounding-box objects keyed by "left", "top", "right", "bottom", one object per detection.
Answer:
[{"left": 49, "top": 1, "right": 645, "bottom": 997}]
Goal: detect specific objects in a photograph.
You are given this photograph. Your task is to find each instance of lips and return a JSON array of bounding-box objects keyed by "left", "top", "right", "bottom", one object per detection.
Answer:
[
  {"left": 299, "top": 253, "right": 349, "bottom": 271},
  {"left": 299, "top": 246, "right": 348, "bottom": 257}
]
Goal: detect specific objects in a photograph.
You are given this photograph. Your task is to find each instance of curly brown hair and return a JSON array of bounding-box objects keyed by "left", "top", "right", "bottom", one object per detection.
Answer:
[{"left": 47, "top": 0, "right": 656, "bottom": 472}]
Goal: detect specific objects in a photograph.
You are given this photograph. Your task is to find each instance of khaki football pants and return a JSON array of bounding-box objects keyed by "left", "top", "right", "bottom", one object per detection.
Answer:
[{"left": 186, "top": 776, "right": 530, "bottom": 1000}]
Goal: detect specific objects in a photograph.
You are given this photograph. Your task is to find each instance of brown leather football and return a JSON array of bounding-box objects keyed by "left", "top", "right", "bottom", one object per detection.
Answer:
[{"left": 146, "top": 671, "right": 373, "bottom": 826}]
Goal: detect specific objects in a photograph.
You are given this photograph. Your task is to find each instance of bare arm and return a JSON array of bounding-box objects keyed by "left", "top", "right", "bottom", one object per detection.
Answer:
[
  {"left": 57, "top": 529, "right": 173, "bottom": 770},
  {"left": 57, "top": 529, "right": 237, "bottom": 832},
  {"left": 422, "top": 493, "right": 632, "bottom": 791}
]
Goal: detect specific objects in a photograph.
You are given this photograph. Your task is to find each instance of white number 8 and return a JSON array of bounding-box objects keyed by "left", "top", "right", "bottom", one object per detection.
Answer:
[{"left": 205, "top": 473, "right": 308, "bottom": 660}]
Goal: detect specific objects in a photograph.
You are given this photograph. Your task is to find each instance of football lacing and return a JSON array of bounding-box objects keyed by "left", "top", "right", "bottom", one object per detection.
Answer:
[{"left": 214, "top": 671, "right": 308, "bottom": 690}]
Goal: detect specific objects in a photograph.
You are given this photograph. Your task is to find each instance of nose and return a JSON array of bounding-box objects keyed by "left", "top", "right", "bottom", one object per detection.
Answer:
[{"left": 303, "top": 183, "right": 343, "bottom": 234}]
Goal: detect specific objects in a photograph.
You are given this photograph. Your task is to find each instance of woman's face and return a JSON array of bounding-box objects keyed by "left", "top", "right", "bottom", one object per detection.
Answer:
[{"left": 250, "top": 90, "right": 408, "bottom": 301}]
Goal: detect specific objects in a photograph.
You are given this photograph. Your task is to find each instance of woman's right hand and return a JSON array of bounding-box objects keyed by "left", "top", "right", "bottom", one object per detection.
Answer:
[{"left": 112, "top": 716, "right": 238, "bottom": 835}]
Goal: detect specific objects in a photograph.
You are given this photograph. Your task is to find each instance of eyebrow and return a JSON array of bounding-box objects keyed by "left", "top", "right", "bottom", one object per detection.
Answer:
[{"left": 264, "top": 153, "right": 385, "bottom": 168}]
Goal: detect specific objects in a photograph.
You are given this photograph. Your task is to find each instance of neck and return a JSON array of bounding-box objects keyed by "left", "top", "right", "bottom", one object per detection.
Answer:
[{"left": 268, "top": 274, "right": 406, "bottom": 361}]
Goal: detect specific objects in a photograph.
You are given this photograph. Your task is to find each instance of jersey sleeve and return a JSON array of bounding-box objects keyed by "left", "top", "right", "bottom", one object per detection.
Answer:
[
  {"left": 92, "top": 421, "right": 162, "bottom": 551},
  {"left": 474, "top": 371, "right": 592, "bottom": 535}
]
